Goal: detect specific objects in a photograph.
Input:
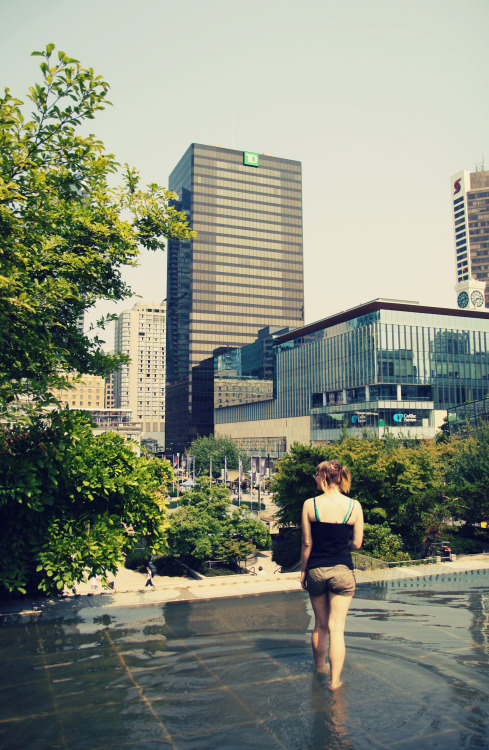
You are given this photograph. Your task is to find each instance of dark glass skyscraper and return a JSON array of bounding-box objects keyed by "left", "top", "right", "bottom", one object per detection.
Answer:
[{"left": 165, "top": 144, "right": 304, "bottom": 452}]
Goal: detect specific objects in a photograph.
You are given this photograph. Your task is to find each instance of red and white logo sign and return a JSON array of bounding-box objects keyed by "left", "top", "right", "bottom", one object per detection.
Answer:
[{"left": 454, "top": 178, "right": 462, "bottom": 194}]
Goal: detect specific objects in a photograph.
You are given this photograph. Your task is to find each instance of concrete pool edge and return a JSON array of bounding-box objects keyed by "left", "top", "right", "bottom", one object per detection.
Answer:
[{"left": 1, "top": 553, "right": 489, "bottom": 620}]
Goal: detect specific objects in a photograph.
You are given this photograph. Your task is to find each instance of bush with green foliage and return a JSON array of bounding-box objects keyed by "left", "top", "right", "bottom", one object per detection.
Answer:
[
  {"left": 361, "top": 523, "right": 411, "bottom": 562},
  {"left": 272, "top": 529, "right": 302, "bottom": 570},
  {"left": 444, "top": 424, "right": 489, "bottom": 525},
  {"left": 167, "top": 480, "right": 271, "bottom": 571},
  {"left": 232, "top": 500, "right": 266, "bottom": 511},
  {"left": 0, "top": 410, "right": 171, "bottom": 595},
  {"left": 123, "top": 548, "right": 150, "bottom": 571},
  {"left": 123, "top": 554, "right": 187, "bottom": 577},
  {"left": 271, "top": 438, "right": 446, "bottom": 550},
  {"left": 202, "top": 566, "right": 240, "bottom": 577}
]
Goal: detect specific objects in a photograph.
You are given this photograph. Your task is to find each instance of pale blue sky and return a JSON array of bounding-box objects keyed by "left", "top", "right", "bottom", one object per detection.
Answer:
[{"left": 2, "top": 0, "right": 489, "bottom": 343}]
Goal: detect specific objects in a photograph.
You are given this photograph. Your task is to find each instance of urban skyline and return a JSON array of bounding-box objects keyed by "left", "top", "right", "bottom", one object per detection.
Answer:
[{"left": 2, "top": 1, "right": 488, "bottom": 349}]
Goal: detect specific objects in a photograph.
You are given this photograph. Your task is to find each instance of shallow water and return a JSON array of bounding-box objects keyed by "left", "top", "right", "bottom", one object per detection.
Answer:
[{"left": 1, "top": 570, "right": 489, "bottom": 749}]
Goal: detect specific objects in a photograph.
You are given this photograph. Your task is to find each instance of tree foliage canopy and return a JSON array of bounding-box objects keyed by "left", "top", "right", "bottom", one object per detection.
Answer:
[
  {"left": 0, "top": 45, "right": 194, "bottom": 596},
  {"left": 360, "top": 523, "right": 411, "bottom": 562},
  {"left": 188, "top": 434, "right": 249, "bottom": 478},
  {"left": 444, "top": 423, "right": 489, "bottom": 524},
  {"left": 0, "top": 410, "right": 172, "bottom": 595},
  {"left": 271, "top": 436, "right": 447, "bottom": 551},
  {"left": 0, "top": 44, "right": 195, "bottom": 415},
  {"left": 167, "top": 480, "right": 271, "bottom": 568}
]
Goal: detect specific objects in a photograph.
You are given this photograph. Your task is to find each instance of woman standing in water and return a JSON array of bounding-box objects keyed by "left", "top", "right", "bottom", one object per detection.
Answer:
[{"left": 301, "top": 460, "right": 364, "bottom": 688}]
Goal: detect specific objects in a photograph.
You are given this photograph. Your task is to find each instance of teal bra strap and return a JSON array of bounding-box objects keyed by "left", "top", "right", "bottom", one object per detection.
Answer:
[
  {"left": 341, "top": 498, "right": 354, "bottom": 524},
  {"left": 313, "top": 497, "right": 321, "bottom": 522}
]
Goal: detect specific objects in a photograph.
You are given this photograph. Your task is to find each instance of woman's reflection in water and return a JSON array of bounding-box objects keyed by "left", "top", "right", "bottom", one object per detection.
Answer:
[{"left": 310, "top": 673, "right": 354, "bottom": 750}]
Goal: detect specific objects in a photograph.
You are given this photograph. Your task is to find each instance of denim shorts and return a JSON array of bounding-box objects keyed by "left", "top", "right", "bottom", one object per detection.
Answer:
[{"left": 307, "top": 565, "right": 356, "bottom": 597}]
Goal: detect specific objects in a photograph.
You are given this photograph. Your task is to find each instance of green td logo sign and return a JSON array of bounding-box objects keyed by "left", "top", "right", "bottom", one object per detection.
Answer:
[{"left": 244, "top": 151, "right": 259, "bottom": 167}]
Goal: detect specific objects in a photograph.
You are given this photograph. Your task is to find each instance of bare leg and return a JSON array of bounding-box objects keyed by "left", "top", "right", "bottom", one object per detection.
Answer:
[
  {"left": 327, "top": 592, "right": 353, "bottom": 688},
  {"left": 309, "top": 594, "right": 330, "bottom": 673}
]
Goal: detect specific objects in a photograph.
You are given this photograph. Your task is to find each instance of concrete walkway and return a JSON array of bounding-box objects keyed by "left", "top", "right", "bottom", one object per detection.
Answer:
[{"left": 2, "top": 552, "right": 489, "bottom": 619}]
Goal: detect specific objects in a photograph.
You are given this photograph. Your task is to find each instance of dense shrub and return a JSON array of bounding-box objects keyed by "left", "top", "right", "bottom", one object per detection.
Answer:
[
  {"left": 154, "top": 557, "right": 188, "bottom": 576},
  {"left": 361, "top": 523, "right": 411, "bottom": 562},
  {"left": 0, "top": 410, "right": 171, "bottom": 596},
  {"left": 202, "top": 565, "right": 239, "bottom": 577},
  {"left": 167, "top": 481, "right": 271, "bottom": 570},
  {"left": 124, "top": 548, "right": 149, "bottom": 571},
  {"left": 272, "top": 530, "right": 302, "bottom": 570}
]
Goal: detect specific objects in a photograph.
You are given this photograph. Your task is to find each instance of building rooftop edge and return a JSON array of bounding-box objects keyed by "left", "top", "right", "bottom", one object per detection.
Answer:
[
  {"left": 274, "top": 298, "right": 489, "bottom": 344},
  {"left": 190, "top": 143, "right": 302, "bottom": 165}
]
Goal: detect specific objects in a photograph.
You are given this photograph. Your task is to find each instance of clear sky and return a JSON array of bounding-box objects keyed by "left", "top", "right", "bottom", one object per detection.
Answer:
[{"left": 2, "top": 0, "right": 489, "bottom": 346}]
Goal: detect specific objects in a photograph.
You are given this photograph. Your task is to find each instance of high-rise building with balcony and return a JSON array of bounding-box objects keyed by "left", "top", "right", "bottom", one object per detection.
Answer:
[
  {"left": 113, "top": 301, "right": 166, "bottom": 436},
  {"left": 165, "top": 144, "right": 305, "bottom": 452},
  {"left": 451, "top": 167, "right": 489, "bottom": 309}
]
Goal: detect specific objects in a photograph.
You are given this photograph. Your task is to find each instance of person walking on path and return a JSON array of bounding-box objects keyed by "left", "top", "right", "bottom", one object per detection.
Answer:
[
  {"left": 301, "top": 460, "right": 364, "bottom": 688},
  {"left": 145, "top": 560, "right": 156, "bottom": 589}
]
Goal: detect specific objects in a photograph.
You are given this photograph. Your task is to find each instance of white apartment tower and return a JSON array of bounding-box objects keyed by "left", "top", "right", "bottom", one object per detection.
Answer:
[
  {"left": 113, "top": 302, "right": 166, "bottom": 435},
  {"left": 451, "top": 167, "right": 489, "bottom": 309}
]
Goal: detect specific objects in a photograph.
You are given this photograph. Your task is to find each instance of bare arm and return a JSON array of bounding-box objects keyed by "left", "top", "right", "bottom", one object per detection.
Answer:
[
  {"left": 351, "top": 501, "right": 364, "bottom": 551},
  {"left": 300, "top": 500, "right": 312, "bottom": 590}
]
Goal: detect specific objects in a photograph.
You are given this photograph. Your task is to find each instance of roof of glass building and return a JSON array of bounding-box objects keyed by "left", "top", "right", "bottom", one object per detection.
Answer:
[{"left": 274, "top": 298, "right": 489, "bottom": 346}]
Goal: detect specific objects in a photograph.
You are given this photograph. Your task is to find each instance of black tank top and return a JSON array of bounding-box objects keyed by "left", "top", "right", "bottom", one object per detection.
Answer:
[{"left": 307, "top": 497, "right": 354, "bottom": 571}]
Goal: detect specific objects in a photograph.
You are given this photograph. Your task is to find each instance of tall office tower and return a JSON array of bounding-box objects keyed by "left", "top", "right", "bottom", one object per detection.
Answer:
[
  {"left": 451, "top": 167, "right": 489, "bottom": 309},
  {"left": 113, "top": 301, "right": 166, "bottom": 435},
  {"left": 165, "top": 144, "right": 304, "bottom": 452}
]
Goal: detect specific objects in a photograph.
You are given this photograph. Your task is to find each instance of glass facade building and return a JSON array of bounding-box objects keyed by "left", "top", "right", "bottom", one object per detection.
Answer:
[
  {"left": 165, "top": 144, "right": 304, "bottom": 452},
  {"left": 448, "top": 398, "right": 489, "bottom": 436},
  {"left": 214, "top": 299, "right": 489, "bottom": 452}
]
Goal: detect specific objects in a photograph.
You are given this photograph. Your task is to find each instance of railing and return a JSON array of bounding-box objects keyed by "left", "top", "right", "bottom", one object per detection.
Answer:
[
  {"left": 352, "top": 553, "right": 439, "bottom": 571},
  {"left": 205, "top": 560, "right": 227, "bottom": 569},
  {"left": 205, "top": 556, "right": 258, "bottom": 574},
  {"left": 237, "top": 554, "right": 258, "bottom": 572},
  {"left": 387, "top": 557, "right": 437, "bottom": 568},
  {"left": 352, "top": 553, "right": 388, "bottom": 571}
]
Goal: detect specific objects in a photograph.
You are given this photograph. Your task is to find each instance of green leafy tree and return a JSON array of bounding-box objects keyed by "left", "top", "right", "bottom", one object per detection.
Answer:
[
  {"left": 444, "top": 423, "right": 489, "bottom": 525},
  {"left": 0, "top": 44, "right": 195, "bottom": 596},
  {"left": 435, "top": 416, "right": 451, "bottom": 443},
  {"left": 188, "top": 434, "right": 249, "bottom": 478},
  {"left": 271, "top": 443, "right": 329, "bottom": 527},
  {"left": 360, "top": 523, "right": 411, "bottom": 562},
  {"left": 0, "top": 410, "right": 172, "bottom": 595},
  {"left": 141, "top": 437, "right": 160, "bottom": 457},
  {"left": 0, "top": 44, "right": 195, "bottom": 415},
  {"left": 271, "top": 437, "right": 446, "bottom": 551},
  {"left": 332, "top": 434, "right": 445, "bottom": 545},
  {"left": 167, "top": 480, "right": 271, "bottom": 569}
]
